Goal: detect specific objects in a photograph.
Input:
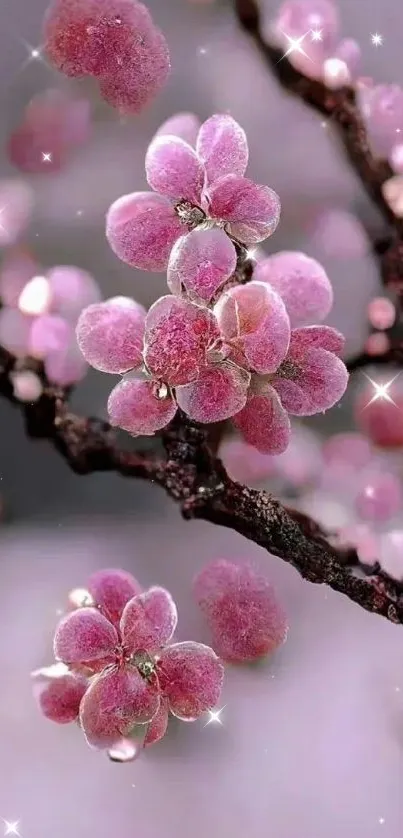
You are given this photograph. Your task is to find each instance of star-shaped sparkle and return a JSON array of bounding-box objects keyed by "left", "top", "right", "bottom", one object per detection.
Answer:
[
  {"left": 278, "top": 31, "right": 312, "bottom": 64},
  {"left": 204, "top": 705, "right": 226, "bottom": 727},
  {"left": 3, "top": 821, "right": 20, "bottom": 837},
  {"left": 310, "top": 28, "right": 322, "bottom": 42},
  {"left": 42, "top": 152, "right": 52, "bottom": 163},
  {"left": 362, "top": 373, "right": 401, "bottom": 408},
  {"left": 371, "top": 33, "right": 383, "bottom": 47}
]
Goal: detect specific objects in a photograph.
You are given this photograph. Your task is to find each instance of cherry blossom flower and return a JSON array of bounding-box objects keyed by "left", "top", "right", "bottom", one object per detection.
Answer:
[
  {"left": 194, "top": 559, "right": 288, "bottom": 663},
  {"left": 34, "top": 569, "right": 224, "bottom": 751},
  {"left": 106, "top": 113, "right": 281, "bottom": 273}
]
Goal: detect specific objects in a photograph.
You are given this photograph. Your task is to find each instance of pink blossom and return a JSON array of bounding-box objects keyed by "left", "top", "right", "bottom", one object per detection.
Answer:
[
  {"left": 106, "top": 113, "right": 280, "bottom": 272},
  {"left": 43, "top": 0, "right": 170, "bottom": 115},
  {"left": 36, "top": 569, "right": 224, "bottom": 750},
  {"left": 194, "top": 559, "right": 288, "bottom": 663}
]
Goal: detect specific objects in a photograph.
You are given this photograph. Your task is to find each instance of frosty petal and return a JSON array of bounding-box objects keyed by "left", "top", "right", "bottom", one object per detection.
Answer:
[
  {"left": 196, "top": 114, "right": 248, "bottom": 184},
  {"left": 53, "top": 607, "right": 118, "bottom": 664},
  {"left": 167, "top": 228, "right": 237, "bottom": 303},
  {"left": 106, "top": 191, "right": 183, "bottom": 271},
  {"left": 157, "top": 642, "right": 224, "bottom": 721},
  {"left": 155, "top": 113, "right": 201, "bottom": 147},
  {"left": 88, "top": 568, "right": 142, "bottom": 627},
  {"left": 121, "top": 587, "right": 178, "bottom": 654},
  {"left": 233, "top": 384, "right": 291, "bottom": 454},
  {"left": 253, "top": 251, "right": 333, "bottom": 327},
  {"left": 76, "top": 298, "right": 146, "bottom": 374},
  {"left": 274, "top": 327, "right": 349, "bottom": 416},
  {"left": 108, "top": 375, "right": 177, "bottom": 436},
  {"left": 33, "top": 666, "right": 88, "bottom": 724},
  {"left": 144, "top": 296, "right": 220, "bottom": 386},
  {"left": 145, "top": 136, "right": 204, "bottom": 204},
  {"left": 214, "top": 281, "right": 290, "bottom": 374},
  {"left": 208, "top": 175, "right": 281, "bottom": 244},
  {"left": 144, "top": 697, "right": 169, "bottom": 746},
  {"left": 176, "top": 362, "right": 250, "bottom": 423},
  {"left": 79, "top": 667, "right": 160, "bottom": 749}
]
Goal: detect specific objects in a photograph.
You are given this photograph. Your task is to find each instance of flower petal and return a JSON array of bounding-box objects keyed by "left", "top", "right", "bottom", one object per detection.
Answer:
[
  {"left": 214, "top": 281, "right": 290, "bottom": 374},
  {"left": 144, "top": 295, "right": 220, "bottom": 386},
  {"left": 253, "top": 251, "right": 333, "bottom": 327},
  {"left": 155, "top": 113, "right": 201, "bottom": 147},
  {"left": 208, "top": 175, "right": 281, "bottom": 244},
  {"left": 145, "top": 136, "right": 204, "bottom": 204},
  {"left": 144, "top": 697, "right": 169, "bottom": 746},
  {"left": 176, "top": 362, "right": 250, "bottom": 423},
  {"left": 157, "top": 641, "right": 224, "bottom": 721},
  {"left": 233, "top": 383, "right": 291, "bottom": 454},
  {"left": 79, "top": 667, "right": 160, "bottom": 749},
  {"left": 196, "top": 114, "right": 249, "bottom": 184},
  {"left": 53, "top": 607, "right": 118, "bottom": 665},
  {"left": 167, "top": 228, "right": 237, "bottom": 303},
  {"left": 121, "top": 587, "right": 178, "bottom": 654},
  {"left": 274, "top": 329, "right": 349, "bottom": 416},
  {"left": 76, "top": 298, "right": 146, "bottom": 374},
  {"left": 106, "top": 191, "right": 183, "bottom": 271},
  {"left": 88, "top": 569, "right": 142, "bottom": 627},
  {"left": 33, "top": 665, "right": 88, "bottom": 724},
  {"left": 108, "top": 375, "right": 177, "bottom": 436}
]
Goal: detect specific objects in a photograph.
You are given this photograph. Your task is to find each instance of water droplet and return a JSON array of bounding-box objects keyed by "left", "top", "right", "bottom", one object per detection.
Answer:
[
  {"left": 108, "top": 738, "right": 140, "bottom": 763},
  {"left": 67, "top": 588, "right": 95, "bottom": 609},
  {"left": 154, "top": 382, "right": 169, "bottom": 400}
]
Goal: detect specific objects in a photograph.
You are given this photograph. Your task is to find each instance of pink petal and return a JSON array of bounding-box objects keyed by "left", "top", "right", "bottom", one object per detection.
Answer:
[
  {"left": 44, "top": 332, "right": 88, "bottom": 386},
  {"left": 53, "top": 607, "right": 118, "bottom": 664},
  {"left": 193, "top": 560, "right": 288, "bottom": 663},
  {"left": 47, "top": 265, "right": 101, "bottom": 322},
  {"left": 214, "top": 281, "right": 290, "bottom": 374},
  {"left": 79, "top": 667, "right": 160, "bottom": 748},
  {"left": 176, "top": 362, "right": 250, "bottom": 423},
  {"left": 106, "top": 191, "right": 183, "bottom": 271},
  {"left": 208, "top": 174, "right": 281, "bottom": 244},
  {"left": 0, "top": 179, "right": 34, "bottom": 246},
  {"left": 29, "top": 314, "right": 71, "bottom": 359},
  {"left": 33, "top": 664, "right": 88, "bottom": 724},
  {"left": 196, "top": 114, "right": 249, "bottom": 184},
  {"left": 289, "top": 325, "right": 345, "bottom": 355},
  {"left": 157, "top": 641, "right": 224, "bottom": 721},
  {"left": 0, "top": 247, "right": 38, "bottom": 308},
  {"left": 145, "top": 136, "right": 204, "bottom": 204},
  {"left": 155, "top": 113, "right": 201, "bottom": 147},
  {"left": 76, "top": 298, "right": 146, "bottom": 374},
  {"left": 121, "top": 587, "right": 178, "bottom": 654},
  {"left": 108, "top": 375, "right": 177, "bottom": 436},
  {"left": 274, "top": 329, "right": 349, "bottom": 416},
  {"left": 253, "top": 251, "right": 333, "bottom": 327},
  {"left": 144, "top": 697, "right": 169, "bottom": 746},
  {"left": 167, "top": 228, "right": 237, "bottom": 303},
  {"left": 144, "top": 296, "right": 220, "bottom": 387},
  {"left": 233, "top": 383, "right": 291, "bottom": 454},
  {"left": 88, "top": 568, "right": 142, "bottom": 627},
  {"left": 0, "top": 308, "right": 34, "bottom": 357}
]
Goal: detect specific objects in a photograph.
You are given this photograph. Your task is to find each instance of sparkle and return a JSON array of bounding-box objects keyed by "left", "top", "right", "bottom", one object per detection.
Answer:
[
  {"left": 395, "top": 686, "right": 401, "bottom": 693},
  {"left": 371, "top": 33, "right": 383, "bottom": 47},
  {"left": 379, "top": 817, "right": 385, "bottom": 825},
  {"left": 198, "top": 47, "right": 207, "bottom": 56},
  {"left": 42, "top": 152, "right": 52, "bottom": 163},
  {"left": 362, "top": 373, "right": 401, "bottom": 408},
  {"left": 311, "top": 28, "right": 323, "bottom": 42},
  {"left": 30, "top": 48, "right": 40, "bottom": 59},
  {"left": 321, "top": 120, "right": 328, "bottom": 128},
  {"left": 0, "top": 206, "right": 8, "bottom": 235},
  {"left": 3, "top": 822, "right": 20, "bottom": 837},
  {"left": 278, "top": 30, "right": 313, "bottom": 63},
  {"left": 204, "top": 705, "right": 226, "bottom": 726}
]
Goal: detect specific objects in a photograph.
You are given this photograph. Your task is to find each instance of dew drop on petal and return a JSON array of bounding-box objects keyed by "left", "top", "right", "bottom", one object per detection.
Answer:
[{"left": 107, "top": 737, "right": 141, "bottom": 763}]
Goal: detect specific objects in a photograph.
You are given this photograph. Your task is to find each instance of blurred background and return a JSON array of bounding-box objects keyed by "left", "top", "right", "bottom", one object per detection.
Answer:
[{"left": 1, "top": 1, "right": 403, "bottom": 836}]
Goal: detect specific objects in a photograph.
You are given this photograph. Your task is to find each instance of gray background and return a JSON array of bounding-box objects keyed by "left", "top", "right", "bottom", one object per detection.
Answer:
[{"left": 0, "top": 1, "right": 402, "bottom": 836}]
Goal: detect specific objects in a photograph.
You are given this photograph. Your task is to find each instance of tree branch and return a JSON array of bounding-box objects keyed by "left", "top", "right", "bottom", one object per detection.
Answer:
[
  {"left": 233, "top": 0, "right": 403, "bottom": 297},
  {"left": 2, "top": 345, "right": 403, "bottom": 626}
]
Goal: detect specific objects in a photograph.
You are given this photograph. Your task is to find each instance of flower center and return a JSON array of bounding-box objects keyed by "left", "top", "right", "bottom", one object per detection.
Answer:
[{"left": 175, "top": 200, "right": 206, "bottom": 229}]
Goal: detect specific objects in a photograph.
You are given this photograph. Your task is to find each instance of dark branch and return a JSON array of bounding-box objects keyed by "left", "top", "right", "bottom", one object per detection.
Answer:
[
  {"left": 1, "top": 344, "right": 403, "bottom": 626},
  {"left": 233, "top": 0, "right": 403, "bottom": 297},
  {"left": 347, "top": 342, "right": 403, "bottom": 373}
]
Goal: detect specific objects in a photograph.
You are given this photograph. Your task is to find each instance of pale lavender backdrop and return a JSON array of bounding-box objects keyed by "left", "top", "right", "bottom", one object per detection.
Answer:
[{"left": 0, "top": 0, "right": 403, "bottom": 836}]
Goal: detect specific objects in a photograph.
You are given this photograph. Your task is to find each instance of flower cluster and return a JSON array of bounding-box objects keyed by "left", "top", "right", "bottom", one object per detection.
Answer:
[
  {"left": 33, "top": 569, "right": 224, "bottom": 755},
  {"left": 43, "top": 0, "right": 170, "bottom": 114},
  {"left": 0, "top": 252, "right": 100, "bottom": 390},
  {"left": 194, "top": 559, "right": 288, "bottom": 663},
  {"left": 76, "top": 114, "right": 348, "bottom": 451},
  {"left": 8, "top": 88, "right": 91, "bottom": 174}
]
